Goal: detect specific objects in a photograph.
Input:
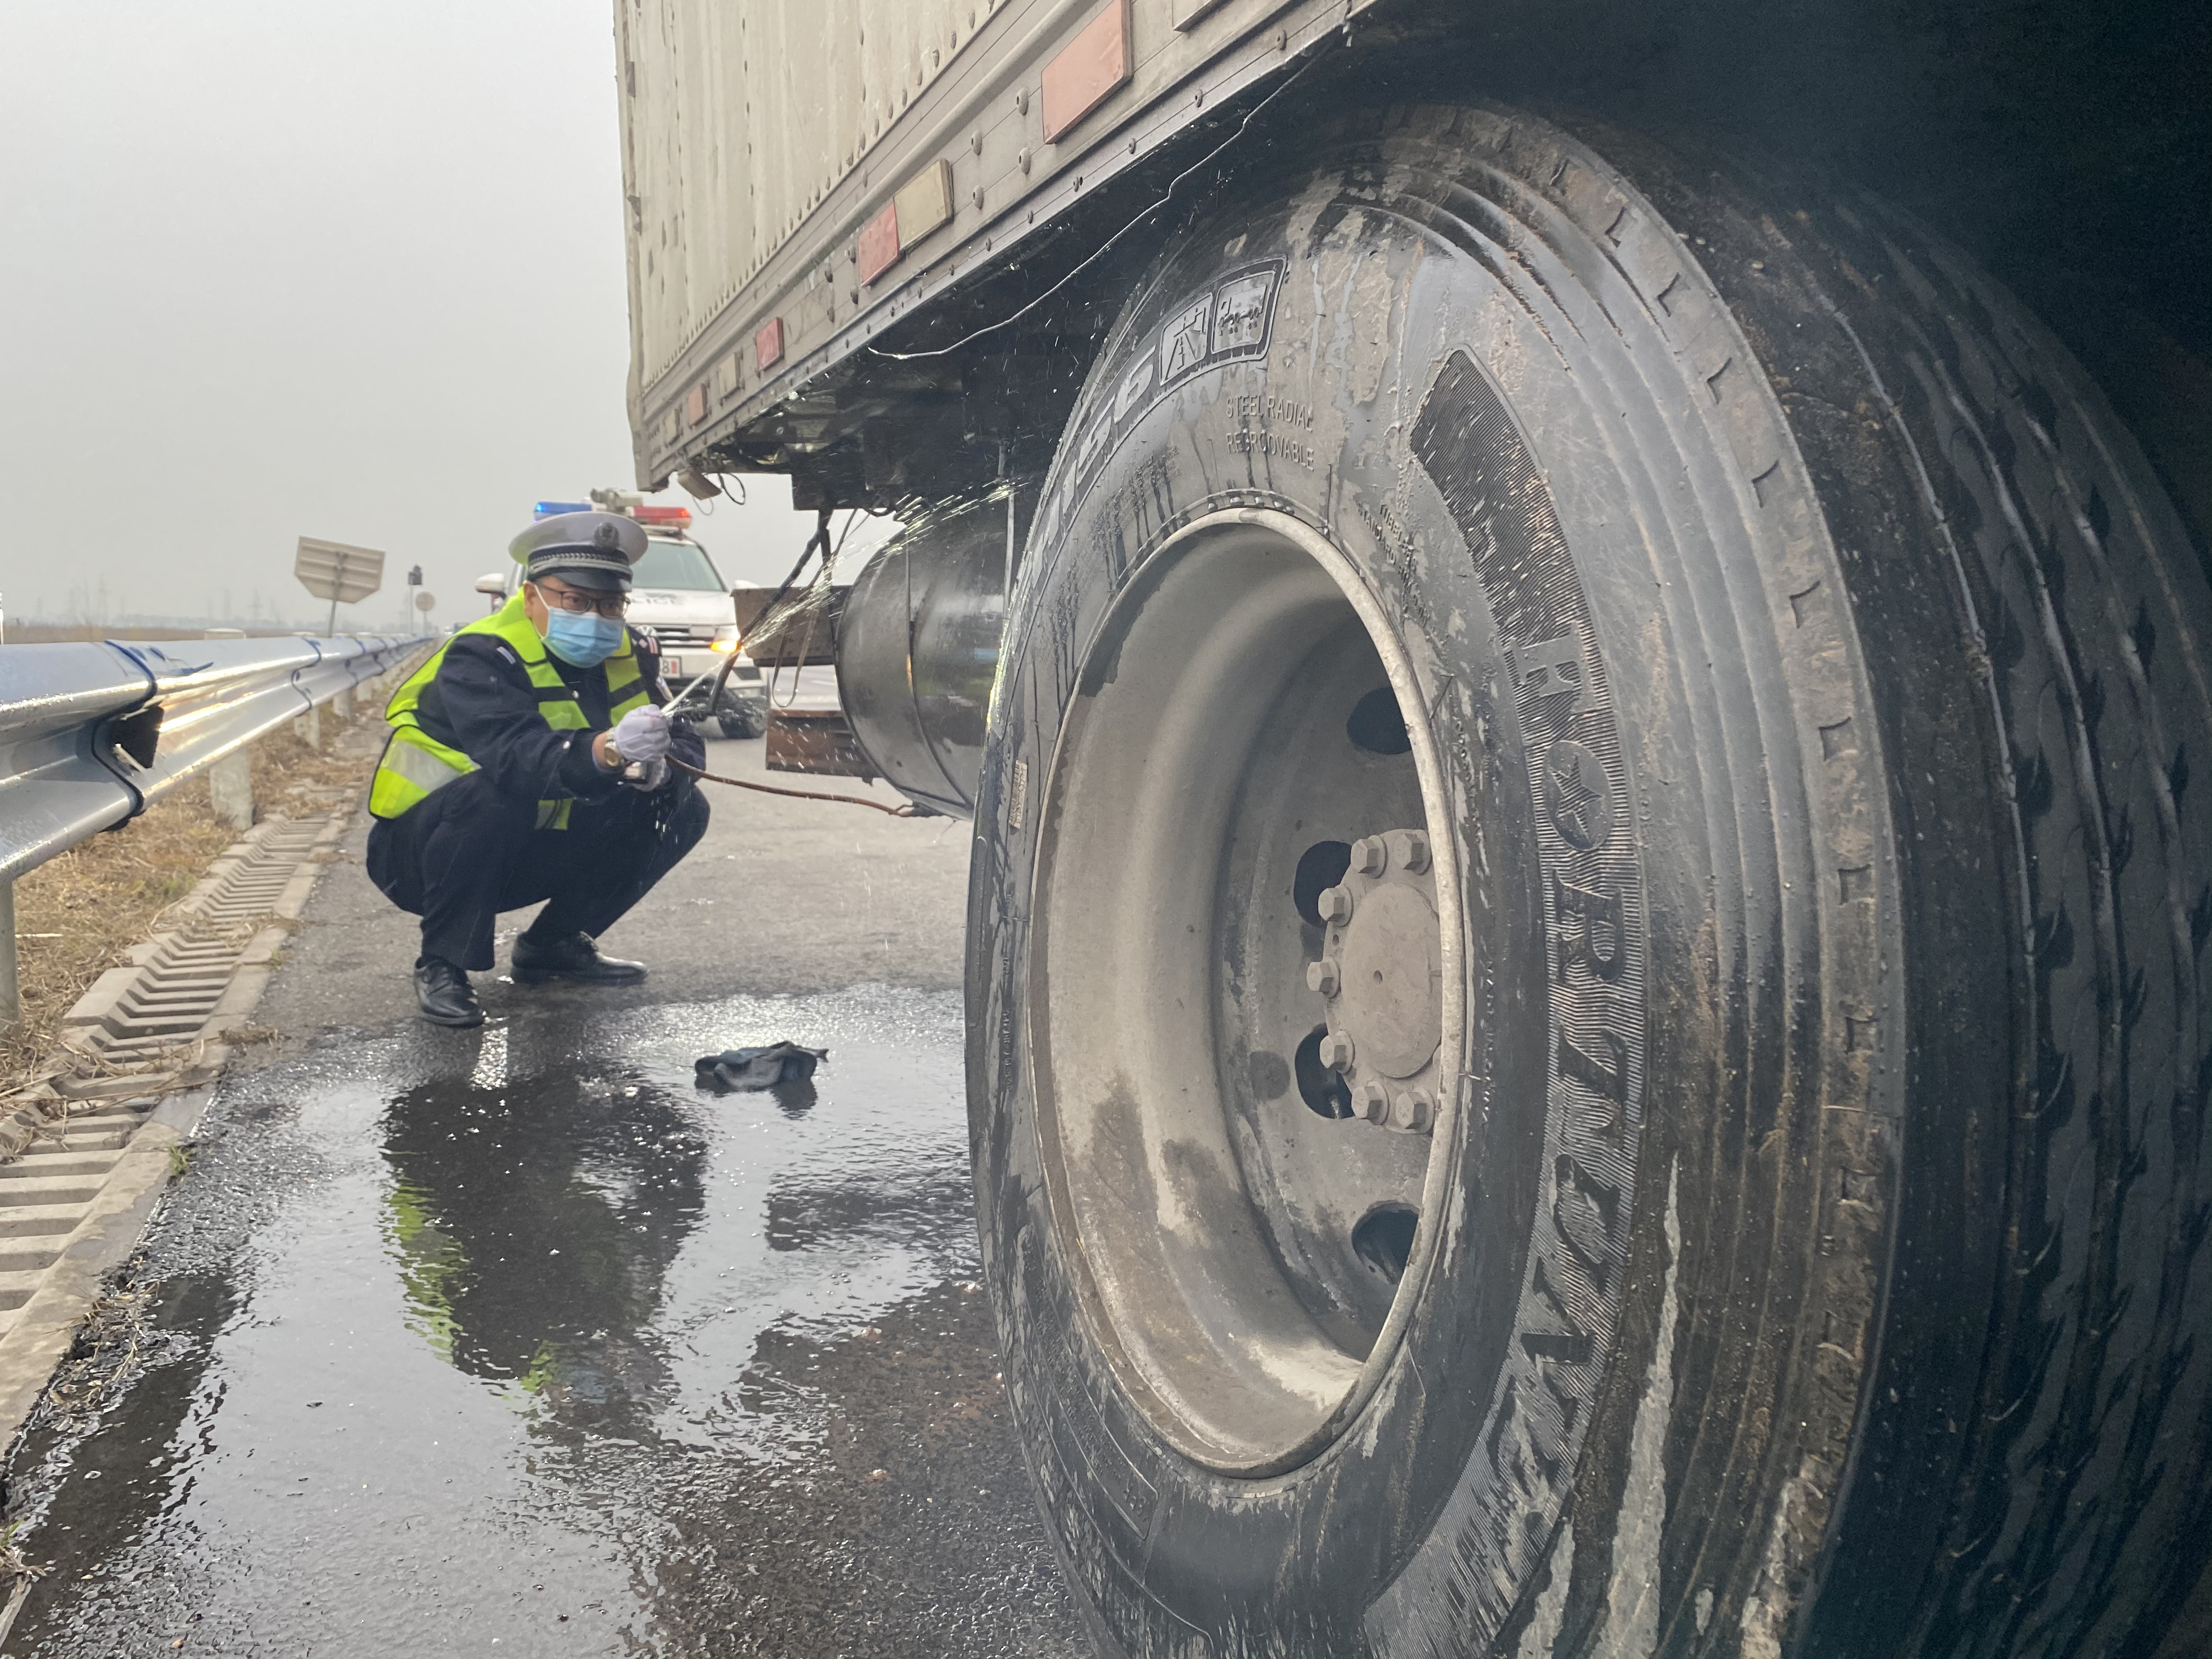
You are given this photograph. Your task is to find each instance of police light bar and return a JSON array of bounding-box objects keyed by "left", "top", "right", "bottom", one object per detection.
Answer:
[
  {"left": 634, "top": 505, "right": 692, "bottom": 528},
  {"left": 533, "top": 500, "right": 592, "bottom": 519}
]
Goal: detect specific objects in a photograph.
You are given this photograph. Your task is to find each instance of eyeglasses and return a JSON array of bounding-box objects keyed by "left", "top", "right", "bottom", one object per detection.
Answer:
[{"left": 529, "top": 580, "right": 629, "bottom": 619}]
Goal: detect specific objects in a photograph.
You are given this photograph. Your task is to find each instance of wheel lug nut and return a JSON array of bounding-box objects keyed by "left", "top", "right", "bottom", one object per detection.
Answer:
[
  {"left": 1352, "top": 836, "right": 1387, "bottom": 877},
  {"left": 1390, "top": 1089, "right": 1435, "bottom": 1132},
  {"left": 1318, "top": 885, "right": 1355, "bottom": 924},
  {"left": 1357, "top": 1080, "right": 1390, "bottom": 1124},
  {"left": 1307, "top": 957, "right": 1341, "bottom": 997},
  {"left": 1386, "top": 828, "right": 1432, "bottom": 874},
  {"left": 1318, "top": 1032, "right": 1355, "bottom": 1072}
]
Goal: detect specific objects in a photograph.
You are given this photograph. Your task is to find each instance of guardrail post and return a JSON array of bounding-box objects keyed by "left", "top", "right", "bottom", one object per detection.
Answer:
[
  {"left": 209, "top": 748, "right": 253, "bottom": 832},
  {"left": 333, "top": 685, "right": 354, "bottom": 719},
  {"left": 294, "top": 704, "right": 321, "bottom": 750},
  {"left": 1, "top": 879, "right": 18, "bottom": 1030}
]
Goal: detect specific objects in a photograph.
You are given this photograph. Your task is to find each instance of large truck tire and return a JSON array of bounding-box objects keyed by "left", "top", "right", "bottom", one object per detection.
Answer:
[{"left": 965, "top": 102, "right": 2212, "bottom": 1659}]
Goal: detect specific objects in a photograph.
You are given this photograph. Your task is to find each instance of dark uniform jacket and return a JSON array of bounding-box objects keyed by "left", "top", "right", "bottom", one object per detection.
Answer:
[{"left": 412, "top": 627, "right": 707, "bottom": 804}]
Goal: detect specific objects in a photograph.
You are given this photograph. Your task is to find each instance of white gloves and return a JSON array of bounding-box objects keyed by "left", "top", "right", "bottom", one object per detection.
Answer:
[
  {"left": 621, "top": 755, "right": 670, "bottom": 792},
  {"left": 608, "top": 704, "right": 670, "bottom": 766}
]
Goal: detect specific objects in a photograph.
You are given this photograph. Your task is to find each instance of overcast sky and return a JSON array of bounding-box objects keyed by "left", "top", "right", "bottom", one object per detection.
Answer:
[{"left": 1, "top": 0, "right": 842, "bottom": 631}]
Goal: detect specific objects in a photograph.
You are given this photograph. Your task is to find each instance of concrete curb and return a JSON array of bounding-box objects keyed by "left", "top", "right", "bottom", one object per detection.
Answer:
[
  {"left": 0, "top": 1124, "right": 182, "bottom": 1446},
  {"left": 0, "top": 806, "right": 357, "bottom": 1454}
]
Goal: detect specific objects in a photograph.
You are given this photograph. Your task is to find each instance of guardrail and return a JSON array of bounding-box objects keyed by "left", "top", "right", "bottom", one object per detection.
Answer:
[{"left": 0, "top": 633, "right": 422, "bottom": 1022}]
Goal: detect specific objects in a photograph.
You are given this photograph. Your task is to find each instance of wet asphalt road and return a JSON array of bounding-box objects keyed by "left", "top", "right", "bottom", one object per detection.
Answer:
[{"left": 3, "top": 735, "right": 1088, "bottom": 1657}]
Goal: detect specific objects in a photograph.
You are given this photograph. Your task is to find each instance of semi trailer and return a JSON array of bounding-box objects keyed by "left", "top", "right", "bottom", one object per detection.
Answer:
[{"left": 611, "top": 3, "right": 2212, "bottom": 1655}]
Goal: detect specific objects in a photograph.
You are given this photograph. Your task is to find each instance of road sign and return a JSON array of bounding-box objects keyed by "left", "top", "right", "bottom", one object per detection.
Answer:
[
  {"left": 414, "top": 591, "right": 436, "bottom": 611},
  {"left": 297, "top": 537, "right": 387, "bottom": 634},
  {"left": 295, "top": 538, "right": 386, "bottom": 605}
]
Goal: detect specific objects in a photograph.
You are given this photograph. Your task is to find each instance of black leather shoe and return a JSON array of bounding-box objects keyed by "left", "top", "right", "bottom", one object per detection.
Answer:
[
  {"left": 511, "top": 930, "right": 647, "bottom": 986},
  {"left": 414, "top": 957, "right": 484, "bottom": 1027}
]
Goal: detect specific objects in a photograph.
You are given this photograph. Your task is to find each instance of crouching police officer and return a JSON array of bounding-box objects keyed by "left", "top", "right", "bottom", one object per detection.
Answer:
[{"left": 366, "top": 510, "right": 710, "bottom": 1026}]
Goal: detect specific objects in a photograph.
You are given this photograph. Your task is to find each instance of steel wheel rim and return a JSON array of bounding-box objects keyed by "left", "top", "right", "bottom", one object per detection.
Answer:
[{"left": 1026, "top": 509, "right": 1465, "bottom": 1476}]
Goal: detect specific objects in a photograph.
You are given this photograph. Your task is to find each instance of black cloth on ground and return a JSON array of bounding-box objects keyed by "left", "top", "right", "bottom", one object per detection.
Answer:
[{"left": 693, "top": 1044, "right": 828, "bottom": 1092}]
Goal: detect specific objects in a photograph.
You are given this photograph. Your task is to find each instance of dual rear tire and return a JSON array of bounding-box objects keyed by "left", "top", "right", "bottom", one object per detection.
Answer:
[{"left": 969, "top": 105, "right": 2212, "bottom": 1657}]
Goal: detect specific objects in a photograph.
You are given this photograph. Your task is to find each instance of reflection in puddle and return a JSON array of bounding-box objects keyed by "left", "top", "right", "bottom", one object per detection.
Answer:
[
  {"left": 4, "top": 988, "right": 1077, "bottom": 1659},
  {"left": 768, "top": 1077, "right": 817, "bottom": 1118},
  {"left": 381, "top": 1069, "right": 708, "bottom": 1426},
  {"left": 467, "top": 1023, "right": 508, "bottom": 1091}
]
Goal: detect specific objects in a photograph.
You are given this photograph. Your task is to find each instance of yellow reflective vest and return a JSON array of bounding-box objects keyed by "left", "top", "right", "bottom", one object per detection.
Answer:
[{"left": 369, "top": 593, "right": 652, "bottom": 830}]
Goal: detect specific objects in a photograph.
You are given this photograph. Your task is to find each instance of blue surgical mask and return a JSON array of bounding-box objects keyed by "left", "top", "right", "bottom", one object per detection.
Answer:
[{"left": 541, "top": 606, "right": 625, "bottom": 668}]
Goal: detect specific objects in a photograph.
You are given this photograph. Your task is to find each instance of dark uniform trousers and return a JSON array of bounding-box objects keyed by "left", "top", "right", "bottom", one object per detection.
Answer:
[{"left": 366, "top": 771, "right": 709, "bottom": 972}]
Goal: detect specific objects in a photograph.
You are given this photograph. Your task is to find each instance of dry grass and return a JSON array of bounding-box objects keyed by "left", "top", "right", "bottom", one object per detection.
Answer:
[
  {"left": 1, "top": 682, "right": 406, "bottom": 1092},
  {"left": 249, "top": 707, "right": 388, "bottom": 809},
  {"left": 2, "top": 782, "right": 236, "bottom": 1086}
]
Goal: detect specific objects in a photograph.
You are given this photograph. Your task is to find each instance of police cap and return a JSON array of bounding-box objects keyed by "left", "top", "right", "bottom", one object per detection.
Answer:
[{"left": 507, "top": 511, "right": 646, "bottom": 592}]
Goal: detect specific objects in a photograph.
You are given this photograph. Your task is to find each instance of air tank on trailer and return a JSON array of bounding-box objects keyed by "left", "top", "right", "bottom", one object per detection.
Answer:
[{"left": 830, "top": 490, "right": 1013, "bottom": 820}]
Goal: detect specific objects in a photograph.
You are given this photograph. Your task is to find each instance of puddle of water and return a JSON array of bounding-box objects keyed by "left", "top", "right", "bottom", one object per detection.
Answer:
[{"left": 5, "top": 987, "right": 1077, "bottom": 1658}]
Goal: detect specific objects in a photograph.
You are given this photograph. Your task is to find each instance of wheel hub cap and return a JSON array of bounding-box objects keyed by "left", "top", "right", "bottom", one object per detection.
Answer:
[{"left": 1313, "top": 830, "right": 1444, "bottom": 1132}]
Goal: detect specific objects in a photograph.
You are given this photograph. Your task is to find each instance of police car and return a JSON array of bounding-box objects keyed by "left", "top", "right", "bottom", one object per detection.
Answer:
[{"left": 476, "top": 495, "right": 770, "bottom": 739}]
